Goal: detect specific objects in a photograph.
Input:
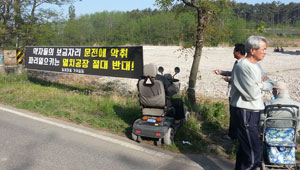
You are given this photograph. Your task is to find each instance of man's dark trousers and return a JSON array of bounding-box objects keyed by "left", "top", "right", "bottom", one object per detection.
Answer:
[
  {"left": 229, "top": 105, "right": 238, "bottom": 139},
  {"left": 235, "top": 108, "right": 262, "bottom": 170}
]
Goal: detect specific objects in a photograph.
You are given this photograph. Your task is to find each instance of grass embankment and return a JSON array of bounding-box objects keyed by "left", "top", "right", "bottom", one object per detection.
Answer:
[
  {"left": 0, "top": 73, "right": 140, "bottom": 135},
  {"left": 1, "top": 73, "right": 299, "bottom": 161}
]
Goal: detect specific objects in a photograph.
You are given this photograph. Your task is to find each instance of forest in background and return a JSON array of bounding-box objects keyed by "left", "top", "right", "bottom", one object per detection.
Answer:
[{"left": 1, "top": 1, "right": 300, "bottom": 49}]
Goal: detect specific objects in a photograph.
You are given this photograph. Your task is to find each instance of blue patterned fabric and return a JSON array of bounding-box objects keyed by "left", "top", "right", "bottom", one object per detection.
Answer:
[
  {"left": 265, "top": 128, "right": 296, "bottom": 164},
  {"left": 267, "top": 141, "right": 296, "bottom": 147},
  {"left": 265, "top": 128, "right": 294, "bottom": 143},
  {"left": 267, "top": 146, "right": 295, "bottom": 164}
]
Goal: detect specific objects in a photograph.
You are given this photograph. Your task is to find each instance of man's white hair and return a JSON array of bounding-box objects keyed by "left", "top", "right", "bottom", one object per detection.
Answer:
[{"left": 245, "top": 35, "right": 268, "bottom": 53}]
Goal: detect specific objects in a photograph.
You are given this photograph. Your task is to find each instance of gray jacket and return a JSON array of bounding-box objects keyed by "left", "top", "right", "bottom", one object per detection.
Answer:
[
  {"left": 262, "top": 91, "right": 300, "bottom": 131},
  {"left": 230, "top": 58, "right": 272, "bottom": 110}
]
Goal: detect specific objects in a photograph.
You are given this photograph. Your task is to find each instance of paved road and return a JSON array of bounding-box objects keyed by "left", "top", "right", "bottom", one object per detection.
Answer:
[{"left": 0, "top": 105, "right": 234, "bottom": 170}]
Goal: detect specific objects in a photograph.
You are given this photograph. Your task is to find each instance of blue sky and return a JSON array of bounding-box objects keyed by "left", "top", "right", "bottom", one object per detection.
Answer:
[
  {"left": 69, "top": 0, "right": 157, "bottom": 16},
  {"left": 235, "top": 0, "right": 298, "bottom": 4},
  {"left": 52, "top": 0, "right": 299, "bottom": 17}
]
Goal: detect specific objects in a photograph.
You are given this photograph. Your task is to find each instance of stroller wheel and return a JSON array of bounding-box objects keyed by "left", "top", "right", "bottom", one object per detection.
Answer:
[
  {"left": 295, "top": 163, "right": 298, "bottom": 170},
  {"left": 260, "top": 162, "right": 266, "bottom": 170}
]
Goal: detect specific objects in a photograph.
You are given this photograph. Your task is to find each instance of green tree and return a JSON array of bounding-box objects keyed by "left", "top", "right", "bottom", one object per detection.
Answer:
[
  {"left": 232, "top": 2, "right": 300, "bottom": 26},
  {"left": 0, "top": 0, "right": 79, "bottom": 48},
  {"left": 228, "top": 17, "right": 248, "bottom": 44},
  {"left": 135, "top": 12, "right": 180, "bottom": 45},
  {"left": 176, "top": 11, "right": 197, "bottom": 46},
  {"left": 62, "top": 15, "right": 92, "bottom": 45},
  {"left": 0, "top": 0, "right": 14, "bottom": 48},
  {"left": 155, "top": 0, "right": 231, "bottom": 104},
  {"left": 23, "top": 0, "right": 77, "bottom": 46},
  {"left": 68, "top": 4, "right": 76, "bottom": 20},
  {"left": 204, "top": 3, "right": 232, "bottom": 46}
]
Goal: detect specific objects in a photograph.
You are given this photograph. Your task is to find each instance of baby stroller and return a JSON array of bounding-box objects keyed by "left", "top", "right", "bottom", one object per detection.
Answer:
[{"left": 261, "top": 104, "right": 299, "bottom": 170}]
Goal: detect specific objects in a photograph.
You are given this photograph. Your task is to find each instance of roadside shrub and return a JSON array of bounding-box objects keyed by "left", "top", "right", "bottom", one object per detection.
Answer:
[
  {"left": 199, "top": 102, "right": 227, "bottom": 131},
  {"left": 175, "top": 114, "right": 208, "bottom": 152}
]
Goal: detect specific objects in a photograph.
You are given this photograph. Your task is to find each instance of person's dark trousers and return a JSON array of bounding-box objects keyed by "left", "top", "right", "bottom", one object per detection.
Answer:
[
  {"left": 228, "top": 105, "right": 238, "bottom": 139},
  {"left": 235, "top": 108, "right": 262, "bottom": 170}
]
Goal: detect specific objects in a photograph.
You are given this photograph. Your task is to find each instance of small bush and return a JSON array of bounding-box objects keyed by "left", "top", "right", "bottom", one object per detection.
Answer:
[
  {"left": 296, "top": 150, "right": 300, "bottom": 161},
  {"left": 199, "top": 102, "right": 228, "bottom": 132},
  {"left": 175, "top": 114, "right": 208, "bottom": 152}
]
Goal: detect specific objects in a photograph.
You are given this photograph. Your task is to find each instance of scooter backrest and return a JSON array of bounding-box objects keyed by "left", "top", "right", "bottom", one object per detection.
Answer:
[
  {"left": 138, "top": 79, "right": 166, "bottom": 108},
  {"left": 143, "top": 63, "right": 157, "bottom": 77},
  {"left": 138, "top": 64, "right": 166, "bottom": 109}
]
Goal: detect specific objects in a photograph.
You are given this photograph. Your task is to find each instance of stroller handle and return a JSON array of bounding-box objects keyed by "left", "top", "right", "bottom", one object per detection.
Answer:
[
  {"left": 263, "top": 104, "right": 299, "bottom": 132},
  {"left": 264, "top": 104, "right": 299, "bottom": 117}
]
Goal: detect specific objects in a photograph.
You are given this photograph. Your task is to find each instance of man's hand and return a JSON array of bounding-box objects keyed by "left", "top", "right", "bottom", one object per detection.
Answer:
[
  {"left": 223, "top": 76, "right": 230, "bottom": 82},
  {"left": 214, "top": 69, "right": 221, "bottom": 75},
  {"left": 262, "top": 76, "right": 268, "bottom": 82}
]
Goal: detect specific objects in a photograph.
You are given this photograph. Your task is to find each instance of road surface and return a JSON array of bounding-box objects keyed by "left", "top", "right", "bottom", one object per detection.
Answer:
[{"left": 0, "top": 104, "right": 234, "bottom": 170}]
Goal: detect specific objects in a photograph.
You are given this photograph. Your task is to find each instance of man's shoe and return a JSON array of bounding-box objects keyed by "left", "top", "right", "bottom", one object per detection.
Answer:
[
  {"left": 223, "top": 134, "right": 232, "bottom": 140},
  {"left": 175, "top": 120, "right": 181, "bottom": 124}
]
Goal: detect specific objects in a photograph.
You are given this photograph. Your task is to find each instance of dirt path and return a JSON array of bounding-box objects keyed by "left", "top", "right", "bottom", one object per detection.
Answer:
[{"left": 141, "top": 46, "right": 300, "bottom": 101}]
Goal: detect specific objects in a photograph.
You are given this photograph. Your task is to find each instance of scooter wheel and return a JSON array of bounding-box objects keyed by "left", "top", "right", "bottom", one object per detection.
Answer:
[
  {"left": 163, "top": 127, "right": 174, "bottom": 145},
  {"left": 137, "top": 135, "right": 142, "bottom": 143},
  {"left": 131, "top": 132, "right": 138, "bottom": 141},
  {"left": 154, "top": 138, "right": 162, "bottom": 146}
]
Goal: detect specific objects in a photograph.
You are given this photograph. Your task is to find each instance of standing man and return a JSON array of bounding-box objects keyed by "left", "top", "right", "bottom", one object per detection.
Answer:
[
  {"left": 214, "top": 43, "right": 246, "bottom": 140},
  {"left": 230, "top": 36, "right": 273, "bottom": 170}
]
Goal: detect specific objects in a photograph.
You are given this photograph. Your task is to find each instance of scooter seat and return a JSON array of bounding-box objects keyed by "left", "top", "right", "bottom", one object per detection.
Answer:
[{"left": 142, "top": 108, "right": 165, "bottom": 116}]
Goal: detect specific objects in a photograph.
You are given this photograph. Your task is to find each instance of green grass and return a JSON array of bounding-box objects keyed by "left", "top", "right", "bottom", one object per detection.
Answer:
[
  {"left": 173, "top": 115, "right": 208, "bottom": 152},
  {"left": 7, "top": 73, "right": 300, "bottom": 163},
  {"left": 0, "top": 73, "right": 235, "bottom": 158},
  {"left": 297, "top": 151, "right": 300, "bottom": 161},
  {"left": 0, "top": 73, "right": 140, "bottom": 134}
]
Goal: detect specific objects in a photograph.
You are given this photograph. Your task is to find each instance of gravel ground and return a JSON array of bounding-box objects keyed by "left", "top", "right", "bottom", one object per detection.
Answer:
[{"left": 115, "top": 46, "right": 300, "bottom": 102}]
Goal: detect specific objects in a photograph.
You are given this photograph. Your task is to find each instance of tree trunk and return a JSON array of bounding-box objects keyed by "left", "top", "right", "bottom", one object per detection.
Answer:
[
  {"left": 1, "top": 0, "right": 12, "bottom": 48},
  {"left": 14, "top": 0, "right": 22, "bottom": 48},
  {"left": 187, "top": 8, "right": 205, "bottom": 105},
  {"left": 31, "top": 0, "right": 37, "bottom": 23},
  {"left": 25, "top": 0, "right": 37, "bottom": 46}
]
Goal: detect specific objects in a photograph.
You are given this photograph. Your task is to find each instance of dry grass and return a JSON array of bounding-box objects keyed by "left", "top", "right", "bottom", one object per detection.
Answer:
[{"left": 268, "top": 37, "right": 300, "bottom": 47}]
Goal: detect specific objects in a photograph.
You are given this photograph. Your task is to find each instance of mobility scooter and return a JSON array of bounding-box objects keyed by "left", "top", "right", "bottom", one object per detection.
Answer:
[{"left": 131, "top": 63, "right": 186, "bottom": 145}]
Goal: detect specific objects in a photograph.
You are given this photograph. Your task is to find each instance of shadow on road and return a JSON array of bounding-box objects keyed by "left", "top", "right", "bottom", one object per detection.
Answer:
[{"left": 184, "top": 153, "right": 235, "bottom": 170}]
